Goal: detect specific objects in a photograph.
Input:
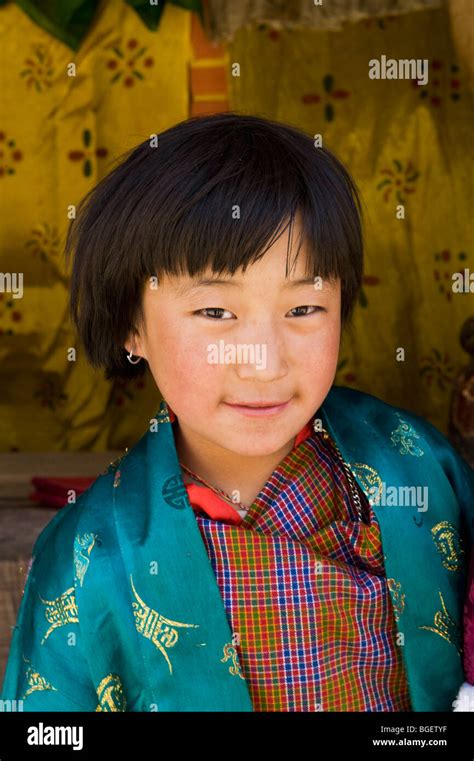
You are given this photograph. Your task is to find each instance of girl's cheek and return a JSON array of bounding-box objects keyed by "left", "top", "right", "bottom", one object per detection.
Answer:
[{"left": 167, "top": 343, "right": 218, "bottom": 385}]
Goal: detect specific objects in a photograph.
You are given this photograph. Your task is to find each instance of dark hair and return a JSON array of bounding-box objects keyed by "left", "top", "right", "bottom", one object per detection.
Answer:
[{"left": 65, "top": 112, "right": 364, "bottom": 380}]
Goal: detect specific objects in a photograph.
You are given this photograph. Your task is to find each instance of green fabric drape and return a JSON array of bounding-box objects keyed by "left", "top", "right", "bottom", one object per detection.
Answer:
[
  {"left": 2, "top": 386, "right": 472, "bottom": 711},
  {"left": 0, "top": 0, "right": 203, "bottom": 50}
]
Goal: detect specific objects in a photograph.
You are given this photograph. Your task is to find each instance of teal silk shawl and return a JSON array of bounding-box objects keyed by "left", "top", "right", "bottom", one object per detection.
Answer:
[{"left": 2, "top": 386, "right": 473, "bottom": 712}]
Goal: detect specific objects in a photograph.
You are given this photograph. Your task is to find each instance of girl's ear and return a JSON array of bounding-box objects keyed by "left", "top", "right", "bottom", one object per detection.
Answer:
[{"left": 124, "top": 329, "right": 146, "bottom": 360}]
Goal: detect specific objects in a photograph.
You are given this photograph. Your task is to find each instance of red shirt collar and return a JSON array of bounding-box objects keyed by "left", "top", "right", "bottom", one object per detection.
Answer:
[{"left": 166, "top": 402, "right": 314, "bottom": 524}]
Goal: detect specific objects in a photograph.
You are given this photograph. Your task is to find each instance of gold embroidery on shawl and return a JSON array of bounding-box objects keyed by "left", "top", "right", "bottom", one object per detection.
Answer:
[
  {"left": 73, "top": 533, "right": 98, "bottom": 587},
  {"left": 387, "top": 578, "right": 405, "bottom": 622},
  {"left": 431, "top": 521, "right": 464, "bottom": 571},
  {"left": 419, "top": 590, "right": 461, "bottom": 653},
  {"left": 154, "top": 400, "right": 171, "bottom": 424},
  {"left": 39, "top": 587, "right": 78, "bottom": 644},
  {"left": 349, "top": 463, "right": 383, "bottom": 505},
  {"left": 101, "top": 451, "right": 127, "bottom": 477},
  {"left": 389, "top": 414, "right": 424, "bottom": 457},
  {"left": 221, "top": 643, "right": 245, "bottom": 679},
  {"left": 130, "top": 574, "right": 199, "bottom": 675},
  {"left": 95, "top": 674, "right": 127, "bottom": 712},
  {"left": 23, "top": 659, "right": 58, "bottom": 699}
]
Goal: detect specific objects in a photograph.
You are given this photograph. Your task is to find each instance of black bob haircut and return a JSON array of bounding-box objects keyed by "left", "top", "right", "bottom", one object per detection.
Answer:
[{"left": 65, "top": 112, "right": 364, "bottom": 380}]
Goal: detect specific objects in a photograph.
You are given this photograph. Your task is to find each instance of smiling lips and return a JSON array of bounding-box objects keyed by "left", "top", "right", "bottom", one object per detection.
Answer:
[
  {"left": 223, "top": 399, "right": 291, "bottom": 416},
  {"left": 226, "top": 400, "right": 289, "bottom": 408}
]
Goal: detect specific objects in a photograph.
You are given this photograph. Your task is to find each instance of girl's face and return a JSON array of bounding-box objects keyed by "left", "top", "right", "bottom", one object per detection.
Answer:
[{"left": 127, "top": 224, "right": 341, "bottom": 459}]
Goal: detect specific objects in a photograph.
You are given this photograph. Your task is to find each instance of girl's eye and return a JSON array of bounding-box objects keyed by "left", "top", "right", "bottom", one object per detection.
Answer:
[
  {"left": 194, "top": 308, "right": 234, "bottom": 320},
  {"left": 194, "top": 306, "right": 324, "bottom": 320},
  {"left": 288, "top": 305, "right": 324, "bottom": 317}
]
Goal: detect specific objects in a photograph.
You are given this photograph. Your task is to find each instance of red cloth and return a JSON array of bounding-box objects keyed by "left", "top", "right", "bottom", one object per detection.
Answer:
[
  {"left": 185, "top": 484, "right": 243, "bottom": 525},
  {"left": 29, "top": 476, "right": 95, "bottom": 507}
]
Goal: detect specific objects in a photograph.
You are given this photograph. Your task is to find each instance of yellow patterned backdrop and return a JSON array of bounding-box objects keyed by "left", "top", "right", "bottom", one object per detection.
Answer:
[
  {"left": 228, "top": 6, "right": 473, "bottom": 437},
  {"left": 0, "top": 0, "right": 472, "bottom": 452},
  {"left": 0, "top": 1, "right": 192, "bottom": 451}
]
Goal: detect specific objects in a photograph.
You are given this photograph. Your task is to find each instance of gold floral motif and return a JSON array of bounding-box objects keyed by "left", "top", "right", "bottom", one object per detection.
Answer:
[
  {"left": 130, "top": 574, "right": 199, "bottom": 675},
  {"left": 431, "top": 521, "right": 465, "bottom": 571},
  {"left": 387, "top": 578, "right": 405, "bottom": 622},
  {"left": 95, "top": 673, "right": 127, "bottom": 712},
  {"left": 349, "top": 463, "right": 383, "bottom": 505},
  {"left": 39, "top": 586, "right": 78, "bottom": 644},
  {"left": 221, "top": 642, "right": 245, "bottom": 679},
  {"left": 419, "top": 590, "right": 461, "bottom": 653},
  {"left": 73, "top": 533, "right": 98, "bottom": 587},
  {"left": 389, "top": 414, "right": 424, "bottom": 457},
  {"left": 23, "top": 659, "right": 58, "bottom": 699}
]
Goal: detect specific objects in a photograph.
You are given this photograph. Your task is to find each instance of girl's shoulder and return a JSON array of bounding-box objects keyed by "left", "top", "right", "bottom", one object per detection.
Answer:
[
  {"left": 327, "top": 384, "right": 471, "bottom": 460},
  {"left": 325, "top": 384, "right": 474, "bottom": 500}
]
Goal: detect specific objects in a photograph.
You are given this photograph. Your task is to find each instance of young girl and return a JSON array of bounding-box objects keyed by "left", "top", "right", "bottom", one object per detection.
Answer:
[{"left": 2, "top": 113, "right": 473, "bottom": 712}]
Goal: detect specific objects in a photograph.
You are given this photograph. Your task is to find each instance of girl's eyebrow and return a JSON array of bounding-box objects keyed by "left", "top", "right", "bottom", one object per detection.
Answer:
[{"left": 176, "top": 276, "right": 319, "bottom": 295}]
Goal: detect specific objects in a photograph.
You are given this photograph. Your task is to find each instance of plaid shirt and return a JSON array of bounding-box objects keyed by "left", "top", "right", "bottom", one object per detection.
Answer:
[{"left": 177, "top": 417, "right": 411, "bottom": 712}]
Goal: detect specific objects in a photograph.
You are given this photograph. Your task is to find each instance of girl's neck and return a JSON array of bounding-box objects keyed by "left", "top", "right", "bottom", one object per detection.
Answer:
[{"left": 173, "top": 421, "right": 295, "bottom": 509}]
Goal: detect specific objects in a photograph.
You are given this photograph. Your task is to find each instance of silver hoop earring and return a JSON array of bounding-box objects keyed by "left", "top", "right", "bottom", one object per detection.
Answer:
[{"left": 127, "top": 348, "right": 142, "bottom": 365}]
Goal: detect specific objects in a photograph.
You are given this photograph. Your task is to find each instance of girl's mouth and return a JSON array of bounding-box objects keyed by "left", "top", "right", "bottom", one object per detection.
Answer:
[{"left": 223, "top": 400, "right": 291, "bottom": 417}]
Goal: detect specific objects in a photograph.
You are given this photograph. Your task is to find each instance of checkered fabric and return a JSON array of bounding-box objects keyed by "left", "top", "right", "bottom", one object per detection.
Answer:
[{"left": 180, "top": 420, "right": 411, "bottom": 712}]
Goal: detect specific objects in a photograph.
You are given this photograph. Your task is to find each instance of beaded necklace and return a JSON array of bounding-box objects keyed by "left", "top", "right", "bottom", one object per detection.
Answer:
[{"left": 179, "top": 461, "right": 250, "bottom": 512}]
